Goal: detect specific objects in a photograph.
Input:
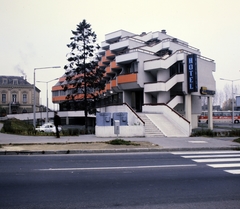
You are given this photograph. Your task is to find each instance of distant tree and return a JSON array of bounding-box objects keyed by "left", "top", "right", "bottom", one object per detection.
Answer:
[
  {"left": 222, "top": 98, "right": 234, "bottom": 110},
  {"left": 62, "top": 19, "right": 106, "bottom": 133}
]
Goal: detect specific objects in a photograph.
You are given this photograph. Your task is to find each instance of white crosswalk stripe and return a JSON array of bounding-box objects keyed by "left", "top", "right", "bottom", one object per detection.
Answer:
[{"left": 171, "top": 150, "right": 240, "bottom": 175}]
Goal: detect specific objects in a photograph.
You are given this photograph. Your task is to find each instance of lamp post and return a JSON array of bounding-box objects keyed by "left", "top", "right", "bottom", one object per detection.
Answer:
[
  {"left": 37, "top": 78, "right": 59, "bottom": 124},
  {"left": 220, "top": 78, "right": 240, "bottom": 124},
  {"left": 33, "top": 66, "right": 61, "bottom": 128}
]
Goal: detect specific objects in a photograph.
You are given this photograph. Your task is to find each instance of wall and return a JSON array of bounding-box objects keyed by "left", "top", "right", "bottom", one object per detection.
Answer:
[{"left": 95, "top": 126, "right": 145, "bottom": 138}]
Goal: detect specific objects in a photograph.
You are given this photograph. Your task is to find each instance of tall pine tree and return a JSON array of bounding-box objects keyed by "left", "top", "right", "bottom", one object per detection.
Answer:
[{"left": 63, "top": 20, "right": 105, "bottom": 133}]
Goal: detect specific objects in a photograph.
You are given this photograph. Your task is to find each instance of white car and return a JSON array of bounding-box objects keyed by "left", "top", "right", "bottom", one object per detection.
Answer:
[{"left": 35, "top": 123, "right": 62, "bottom": 133}]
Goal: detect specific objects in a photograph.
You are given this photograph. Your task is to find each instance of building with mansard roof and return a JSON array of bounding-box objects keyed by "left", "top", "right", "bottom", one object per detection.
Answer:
[{"left": 0, "top": 75, "right": 40, "bottom": 115}]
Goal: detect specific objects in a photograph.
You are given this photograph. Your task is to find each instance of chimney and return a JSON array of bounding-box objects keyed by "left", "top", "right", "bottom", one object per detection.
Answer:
[{"left": 161, "top": 29, "right": 166, "bottom": 34}]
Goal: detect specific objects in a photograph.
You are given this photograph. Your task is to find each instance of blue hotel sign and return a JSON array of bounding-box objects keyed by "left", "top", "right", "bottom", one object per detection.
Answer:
[{"left": 187, "top": 54, "right": 198, "bottom": 93}]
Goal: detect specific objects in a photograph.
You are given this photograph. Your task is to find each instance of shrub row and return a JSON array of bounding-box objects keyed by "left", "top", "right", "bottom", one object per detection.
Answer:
[
  {"left": 191, "top": 129, "right": 240, "bottom": 137},
  {"left": 0, "top": 118, "right": 94, "bottom": 136}
]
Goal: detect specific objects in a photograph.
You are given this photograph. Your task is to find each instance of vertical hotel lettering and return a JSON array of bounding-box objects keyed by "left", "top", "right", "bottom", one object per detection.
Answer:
[{"left": 187, "top": 54, "right": 198, "bottom": 93}]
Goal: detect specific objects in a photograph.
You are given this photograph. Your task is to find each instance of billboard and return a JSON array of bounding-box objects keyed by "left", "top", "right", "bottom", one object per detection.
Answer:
[{"left": 187, "top": 54, "right": 198, "bottom": 93}]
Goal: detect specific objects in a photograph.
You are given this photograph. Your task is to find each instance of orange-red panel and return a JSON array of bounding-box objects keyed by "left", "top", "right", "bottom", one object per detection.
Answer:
[
  {"left": 52, "top": 85, "right": 64, "bottom": 91},
  {"left": 52, "top": 96, "right": 67, "bottom": 102},
  {"left": 118, "top": 73, "right": 137, "bottom": 84},
  {"left": 59, "top": 77, "right": 66, "bottom": 82},
  {"left": 110, "top": 60, "right": 121, "bottom": 69},
  {"left": 111, "top": 79, "right": 117, "bottom": 87},
  {"left": 105, "top": 83, "right": 111, "bottom": 90},
  {"left": 102, "top": 56, "right": 110, "bottom": 64},
  {"left": 105, "top": 66, "right": 111, "bottom": 73},
  {"left": 106, "top": 50, "right": 115, "bottom": 58},
  {"left": 98, "top": 60, "right": 106, "bottom": 67}
]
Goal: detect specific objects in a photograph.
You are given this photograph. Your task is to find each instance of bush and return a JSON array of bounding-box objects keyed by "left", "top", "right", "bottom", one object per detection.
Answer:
[
  {"left": 62, "top": 128, "right": 79, "bottom": 136},
  {"left": 191, "top": 129, "right": 214, "bottom": 137},
  {"left": 106, "top": 139, "right": 140, "bottom": 146},
  {"left": 233, "top": 138, "right": 240, "bottom": 143},
  {"left": 1, "top": 118, "right": 34, "bottom": 135},
  {"left": 228, "top": 129, "right": 240, "bottom": 137},
  {"left": 191, "top": 128, "right": 240, "bottom": 137}
]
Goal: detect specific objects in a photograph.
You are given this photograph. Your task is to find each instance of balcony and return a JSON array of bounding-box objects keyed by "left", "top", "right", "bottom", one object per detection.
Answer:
[
  {"left": 105, "top": 83, "right": 111, "bottom": 91},
  {"left": 110, "top": 39, "right": 129, "bottom": 52},
  {"left": 144, "top": 74, "right": 184, "bottom": 93},
  {"left": 116, "top": 51, "right": 139, "bottom": 64},
  {"left": 118, "top": 73, "right": 137, "bottom": 84},
  {"left": 101, "top": 56, "right": 110, "bottom": 65},
  {"left": 104, "top": 66, "right": 115, "bottom": 80},
  {"left": 144, "top": 51, "right": 185, "bottom": 71},
  {"left": 98, "top": 48, "right": 105, "bottom": 56},
  {"left": 110, "top": 60, "right": 122, "bottom": 76},
  {"left": 101, "top": 41, "right": 110, "bottom": 50},
  {"left": 111, "top": 79, "right": 117, "bottom": 87},
  {"left": 105, "top": 50, "right": 115, "bottom": 59},
  {"left": 98, "top": 60, "right": 106, "bottom": 69},
  {"left": 105, "top": 30, "right": 135, "bottom": 43},
  {"left": 110, "top": 60, "right": 121, "bottom": 69}
]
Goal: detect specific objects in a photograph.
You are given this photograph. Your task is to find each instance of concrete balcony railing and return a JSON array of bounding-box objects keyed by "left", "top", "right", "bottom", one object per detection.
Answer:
[{"left": 144, "top": 74, "right": 184, "bottom": 93}]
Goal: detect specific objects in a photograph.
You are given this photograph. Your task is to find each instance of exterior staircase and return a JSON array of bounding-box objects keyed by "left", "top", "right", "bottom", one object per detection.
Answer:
[
  {"left": 138, "top": 113, "right": 187, "bottom": 137},
  {"left": 138, "top": 113, "right": 165, "bottom": 137}
]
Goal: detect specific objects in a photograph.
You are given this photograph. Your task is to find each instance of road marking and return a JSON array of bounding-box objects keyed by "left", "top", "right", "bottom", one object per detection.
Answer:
[
  {"left": 224, "top": 169, "right": 240, "bottom": 174},
  {"left": 207, "top": 163, "right": 240, "bottom": 168},
  {"left": 171, "top": 151, "right": 240, "bottom": 175},
  {"left": 188, "top": 141, "right": 207, "bottom": 143},
  {"left": 171, "top": 151, "right": 240, "bottom": 155},
  {"left": 37, "top": 164, "right": 197, "bottom": 171},
  {"left": 182, "top": 154, "right": 240, "bottom": 158},
  {"left": 193, "top": 158, "right": 240, "bottom": 163}
]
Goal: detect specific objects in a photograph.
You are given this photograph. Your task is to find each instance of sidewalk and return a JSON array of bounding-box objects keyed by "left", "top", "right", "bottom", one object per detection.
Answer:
[{"left": 0, "top": 130, "right": 240, "bottom": 155}]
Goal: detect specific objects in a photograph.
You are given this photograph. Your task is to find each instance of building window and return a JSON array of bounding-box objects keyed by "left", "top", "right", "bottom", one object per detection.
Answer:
[
  {"left": 12, "top": 94, "right": 17, "bottom": 103},
  {"left": 13, "top": 79, "right": 18, "bottom": 85},
  {"left": 23, "top": 94, "right": 27, "bottom": 103},
  {"left": 2, "top": 79, "right": 7, "bottom": 84},
  {"left": 2, "top": 94, "right": 6, "bottom": 103}
]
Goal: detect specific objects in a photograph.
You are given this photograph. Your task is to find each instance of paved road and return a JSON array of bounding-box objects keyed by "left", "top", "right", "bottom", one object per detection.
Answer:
[{"left": 1, "top": 151, "right": 240, "bottom": 208}]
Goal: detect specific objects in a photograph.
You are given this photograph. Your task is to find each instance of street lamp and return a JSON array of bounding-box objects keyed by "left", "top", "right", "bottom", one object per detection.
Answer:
[
  {"left": 33, "top": 66, "right": 61, "bottom": 128},
  {"left": 37, "top": 78, "right": 59, "bottom": 124},
  {"left": 220, "top": 78, "right": 240, "bottom": 124}
]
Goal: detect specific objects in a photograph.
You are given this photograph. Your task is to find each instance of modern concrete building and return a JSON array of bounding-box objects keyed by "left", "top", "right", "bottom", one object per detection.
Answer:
[
  {"left": 52, "top": 29, "right": 216, "bottom": 137},
  {"left": 0, "top": 76, "right": 40, "bottom": 116}
]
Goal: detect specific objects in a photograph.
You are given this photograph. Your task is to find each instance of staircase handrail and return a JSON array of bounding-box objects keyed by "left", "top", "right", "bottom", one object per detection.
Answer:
[
  {"left": 144, "top": 49, "right": 214, "bottom": 63},
  {"left": 123, "top": 103, "right": 145, "bottom": 125},
  {"left": 143, "top": 103, "right": 190, "bottom": 124}
]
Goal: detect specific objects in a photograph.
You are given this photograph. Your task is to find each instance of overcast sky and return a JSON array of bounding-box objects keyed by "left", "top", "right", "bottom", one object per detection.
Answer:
[{"left": 1, "top": 0, "right": 240, "bottom": 108}]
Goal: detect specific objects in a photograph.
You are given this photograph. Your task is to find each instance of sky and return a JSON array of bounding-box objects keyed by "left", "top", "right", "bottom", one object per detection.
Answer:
[{"left": 1, "top": 0, "right": 240, "bottom": 108}]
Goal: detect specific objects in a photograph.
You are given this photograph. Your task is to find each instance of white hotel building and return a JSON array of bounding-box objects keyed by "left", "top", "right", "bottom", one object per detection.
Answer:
[
  {"left": 96, "top": 29, "right": 215, "bottom": 136},
  {"left": 52, "top": 29, "right": 215, "bottom": 137}
]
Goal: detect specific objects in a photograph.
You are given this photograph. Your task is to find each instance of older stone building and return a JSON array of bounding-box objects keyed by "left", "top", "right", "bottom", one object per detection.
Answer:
[{"left": 0, "top": 76, "right": 40, "bottom": 115}]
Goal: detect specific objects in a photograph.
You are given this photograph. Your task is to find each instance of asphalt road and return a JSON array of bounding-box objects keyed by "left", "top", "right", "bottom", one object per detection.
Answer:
[{"left": 1, "top": 152, "right": 240, "bottom": 209}]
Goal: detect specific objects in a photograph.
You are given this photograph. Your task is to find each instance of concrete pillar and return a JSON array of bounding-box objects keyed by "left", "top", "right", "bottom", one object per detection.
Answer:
[
  {"left": 185, "top": 94, "right": 191, "bottom": 123},
  {"left": 207, "top": 96, "right": 213, "bottom": 130},
  {"left": 143, "top": 92, "right": 151, "bottom": 104},
  {"left": 66, "top": 116, "right": 69, "bottom": 125}
]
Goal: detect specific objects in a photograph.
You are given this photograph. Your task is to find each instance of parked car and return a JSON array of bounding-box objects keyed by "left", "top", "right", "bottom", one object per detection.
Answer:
[{"left": 35, "top": 123, "right": 62, "bottom": 133}]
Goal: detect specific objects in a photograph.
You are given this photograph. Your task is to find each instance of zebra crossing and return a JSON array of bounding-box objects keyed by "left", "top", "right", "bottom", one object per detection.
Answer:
[{"left": 171, "top": 150, "right": 240, "bottom": 175}]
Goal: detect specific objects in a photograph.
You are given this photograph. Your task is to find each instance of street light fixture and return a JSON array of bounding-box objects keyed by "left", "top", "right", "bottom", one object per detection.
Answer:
[
  {"left": 33, "top": 66, "right": 61, "bottom": 128},
  {"left": 36, "top": 78, "right": 59, "bottom": 124},
  {"left": 220, "top": 78, "right": 240, "bottom": 124}
]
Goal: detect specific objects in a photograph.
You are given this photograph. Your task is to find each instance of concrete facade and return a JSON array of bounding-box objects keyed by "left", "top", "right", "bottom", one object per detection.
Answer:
[
  {"left": 97, "top": 30, "right": 215, "bottom": 131},
  {"left": 52, "top": 29, "right": 216, "bottom": 136}
]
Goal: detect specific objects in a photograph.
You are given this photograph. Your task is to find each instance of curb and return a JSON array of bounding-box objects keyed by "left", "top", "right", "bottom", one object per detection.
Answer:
[{"left": 0, "top": 146, "right": 239, "bottom": 155}]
